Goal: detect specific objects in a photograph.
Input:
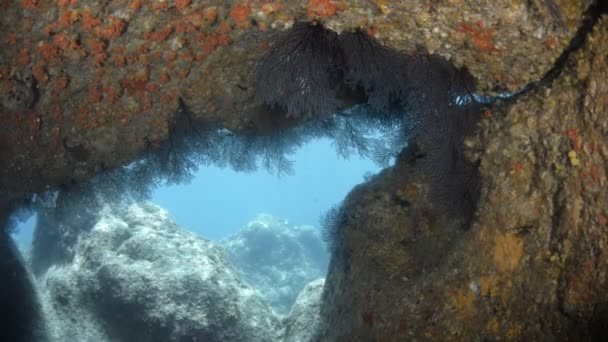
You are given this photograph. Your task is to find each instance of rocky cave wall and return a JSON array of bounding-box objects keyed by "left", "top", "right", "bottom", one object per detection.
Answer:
[
  {"left": 316, "top": 15, "right": 608, "bottom": 341},
  {"left": 1, "top": 0, "right": 607, "bottom": 341},
  {"left": 0, "top": 0, "right": 591, "bottom": 212}
]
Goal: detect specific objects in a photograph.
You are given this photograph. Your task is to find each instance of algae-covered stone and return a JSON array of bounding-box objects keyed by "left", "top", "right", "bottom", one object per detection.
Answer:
[{"left": 315, "top": 16, "right": 608, "bottom": 340}]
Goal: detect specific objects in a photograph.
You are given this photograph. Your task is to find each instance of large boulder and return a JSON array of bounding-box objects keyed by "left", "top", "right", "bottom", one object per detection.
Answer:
[
  {"left": 282, "top": 278, "right": 324, "bottom": 342},
  {"left": 315, "top": 16, "right": 608, "bottom": 341},
  {"left": 36, "top": 202, "right": 282, "bottom": 342},
  {"left": 222, "top": 214, "right": 328, "bottom": 314}
]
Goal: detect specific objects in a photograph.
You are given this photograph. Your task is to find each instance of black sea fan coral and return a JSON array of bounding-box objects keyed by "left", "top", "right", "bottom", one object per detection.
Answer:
[
  {"left": 254, "top": 22, "right": 345, "bottom": 119},
  {"left": 338, "top": 29, "right": 408, "bottom": 112},
  {"left": 255, "top": 21, "right": 484, "bottom": 222}
]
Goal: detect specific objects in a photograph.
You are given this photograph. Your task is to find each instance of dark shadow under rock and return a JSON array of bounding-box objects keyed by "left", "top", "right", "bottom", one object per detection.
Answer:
[{"left": 0, "top": 230, "right": 46, "bottom": 342}]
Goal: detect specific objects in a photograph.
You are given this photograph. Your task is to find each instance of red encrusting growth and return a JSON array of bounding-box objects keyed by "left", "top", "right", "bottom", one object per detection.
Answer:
[
  {"left": 93, "top": 52, "right": 109, "bottom": 67},
  {"left": 17, "top": 48, "right": 30, "bottom": 65},
  {"left": 145, "top": 26, "right": 173, "bottom": 42},
  {"left": 567, "top": 128, "right": 583, "bottom": 152},
  {"left": 175, "top": 0, "right": 191, "bottom": 11},
  {"left": 20, "top": 0, "right": 38, "bottom": 9},
  {"left": 262, "top": 2, "right": 283, "bottom": 14},
  {"left": 94, "top": 18, "right": 127, "bottom": 40},
  {"left": 82, "top": 10, "right": 101, "bottom": 30},
  {"left": 36, "top": 41, "right": 60, "bottom": 60},
  {"left": 87, "top": 83, "right": 103, "bottom": 104},
  {"left": 145, "top": 82, "right": 160, "bottom": 93},
  {"left": 199, "top": 32, "right": 232, "bottom": 55},
  {"left": 129, "top": 0, "right": 142, "bottom": 11},
  {"left": 6, "top": 33, "right": 18, "bottom": 45},
  {"left": 152, "top": 2, "right": 169, "bottom": 11},
  {"left": 102, "top": 84, "right": 123, "bottom": 105},
  {"left": 159, "top": 70, "right": 170, "bottom": 83},
  {"left": 88, "top": 38, "right": 106, "bottom": 54},
  {"left": 32, "top": 62, "right": 47, "bottom": 82},
  {"left": 231, "top": 4, "right": 251, "bottom": 27},
  {"left": 54, "top": 75, "right": 70, "bottom": 89},
  {"left": 457, "top": 21, "right": 501, "bottom": 54},
  {"left": 205, "top": 7, "right": 218, "bottom": 23},
  {"left": 122, "top": 69, "right": 150, "bottom": 96},
  {"left": 57, "top": 9, "right": 80, "bottom": 28},
  {"left": 307, "top": 0, "right": 339, "bottom": 19}
]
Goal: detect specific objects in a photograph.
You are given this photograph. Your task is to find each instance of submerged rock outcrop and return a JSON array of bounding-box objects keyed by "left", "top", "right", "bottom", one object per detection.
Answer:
[
  {"left": 282, "top": 278, "right": 324, "bottom": 342},
  {"left": 315, "top": 16, "right": 608, "bottom": 341},
  {"left": 222, "top": 213, "right": 328, "bottom": 315},
  {"left": 36, "top": 203, "right": 283, "bottom": 342}
]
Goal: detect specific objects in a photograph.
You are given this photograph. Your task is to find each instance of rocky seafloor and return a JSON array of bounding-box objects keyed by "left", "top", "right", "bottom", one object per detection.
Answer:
[
  {"left": 28, "top": 202, "right": 326, "bottom": 341},
  {"left": 1, "top": 0, "right": 608, "bottom": 341}
]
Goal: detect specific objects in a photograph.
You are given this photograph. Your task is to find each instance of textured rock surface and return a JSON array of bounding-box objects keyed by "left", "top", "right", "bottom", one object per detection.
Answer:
[
  {"left": 316, "top": 16, "right": 608, "bottom": 341},
  {"left": 222, "top": 213, "right": 328, "bottom": 315},
  {"left": 0, "top": 1, "right": 606, "bottom": 340},
  {"left": 282, "top": 278, "right": 324, "bottom": 342},
  {"left": 0, "top": 0, "right": 590, "bottom": 209},
  {"left": 36, "top": 202, "right": 282, "bottom": 342}
]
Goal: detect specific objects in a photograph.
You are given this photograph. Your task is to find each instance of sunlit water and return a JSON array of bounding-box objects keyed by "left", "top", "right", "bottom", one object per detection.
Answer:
[{"left": 12, "top": 138, "right": 379, "bottom": 243}]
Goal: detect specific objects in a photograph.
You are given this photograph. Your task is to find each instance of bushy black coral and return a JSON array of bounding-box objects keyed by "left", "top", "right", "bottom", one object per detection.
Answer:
[
  {"left": 338, "top": 30, "right": 411, "bottom": 112},
  {"left": 255, "top": 22, "right": 345, "bottom": 119},
  {"left": 255, "top": 22, "right": 485, "bottom": 227},
  {"left": 320, "top": 203, "right": 346, "bottom": 254}
]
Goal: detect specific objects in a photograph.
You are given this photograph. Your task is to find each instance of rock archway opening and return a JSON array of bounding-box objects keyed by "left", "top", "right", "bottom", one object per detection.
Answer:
[{"left": 10, "top": 131, "right": 388, "bottom": 316}]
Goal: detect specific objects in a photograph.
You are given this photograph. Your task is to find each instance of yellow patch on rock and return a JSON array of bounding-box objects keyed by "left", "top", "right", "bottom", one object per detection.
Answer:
[{"left": 493, "top": 233, "right": 524, "bottom": 273}]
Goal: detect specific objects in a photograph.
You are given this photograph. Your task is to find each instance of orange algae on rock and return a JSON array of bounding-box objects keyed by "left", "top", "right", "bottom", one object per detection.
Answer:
[
  {"left": 32, "top": 62, "right": 47, "bottom": 82},
  {"left": 457, "top": 21, "right": 501, "bottom": 54},
  {"left": 54, "top": 75, "right": 70, "bottom": 89},
  {"left": 231, "top": 4, "right": 251, "bottom": 27},
  {"left": 130, "top": 0, "right": 142, "bottom": 11},
  {"left": 307, "top": 0, "right": 339, "bottom": 20},
  {"left": 93, "top": 52, "right": 108, "bottom": 67},
  {"left": 204, "top": 7, "right": 218, "bottom": 23},
  {"left": 87, "top": 83, "right": 102, "bottom": 104},
  {"left": 145, "top": 26, "right": 173, "bottom": 42},
  {"left": 6, "top": 33, "right": 18, "bottom": 45},
  {"left": 82, "top": 10, "right": 101, "bottom": 31},
  {"left": 57, "top": 9, "right": 80, "bottom": 28},
  {"left": 94, "top": 19, "right": 127, "bottom": 40},
  {"left": 17, "top": 48, "right": 30, "bottom": 65},
  {"left": 122, "top": 69, "right": 150, "bottom": 96},
  {"left": 36, "top": 41, "right": 60, "bottom": 60},
  {"left": 261, "top": 2, "right": 283, "bottom": 14},
  {"left": 175, "top": 0, "right": 191, "bottom": 11},
  {"left": 20, "top": 0, "right": 38, "bottom": 9},
  {"left": 53, "top": 33, "right": 71, "bottom": 49},
  {"left": 87, "top": 38, "right": 106, "bottom": 54},
  {"left": 152, "top": 2, "right": 169, "bottom": 11}
]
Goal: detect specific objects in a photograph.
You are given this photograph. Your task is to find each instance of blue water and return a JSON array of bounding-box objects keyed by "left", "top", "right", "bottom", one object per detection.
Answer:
[
  {"left": 152, "top": 138, "right": 379, "bottom": 240},
  {"left": 12, "top": 138, "right": 379, "bottom": 243}
]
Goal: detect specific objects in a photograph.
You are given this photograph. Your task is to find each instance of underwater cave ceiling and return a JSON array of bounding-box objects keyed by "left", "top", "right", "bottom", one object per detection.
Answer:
[{"left": 0, "top": 0, "right": 592, "bottom": 210}]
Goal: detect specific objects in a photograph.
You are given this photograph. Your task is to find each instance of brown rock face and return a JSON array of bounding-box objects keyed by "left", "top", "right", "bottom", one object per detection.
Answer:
[
  {"left": 0, "top": 0, "right": 590, "bottom": 211},
  {"left": 316, "top": 16, "right": 608, "bottom": 341}
]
